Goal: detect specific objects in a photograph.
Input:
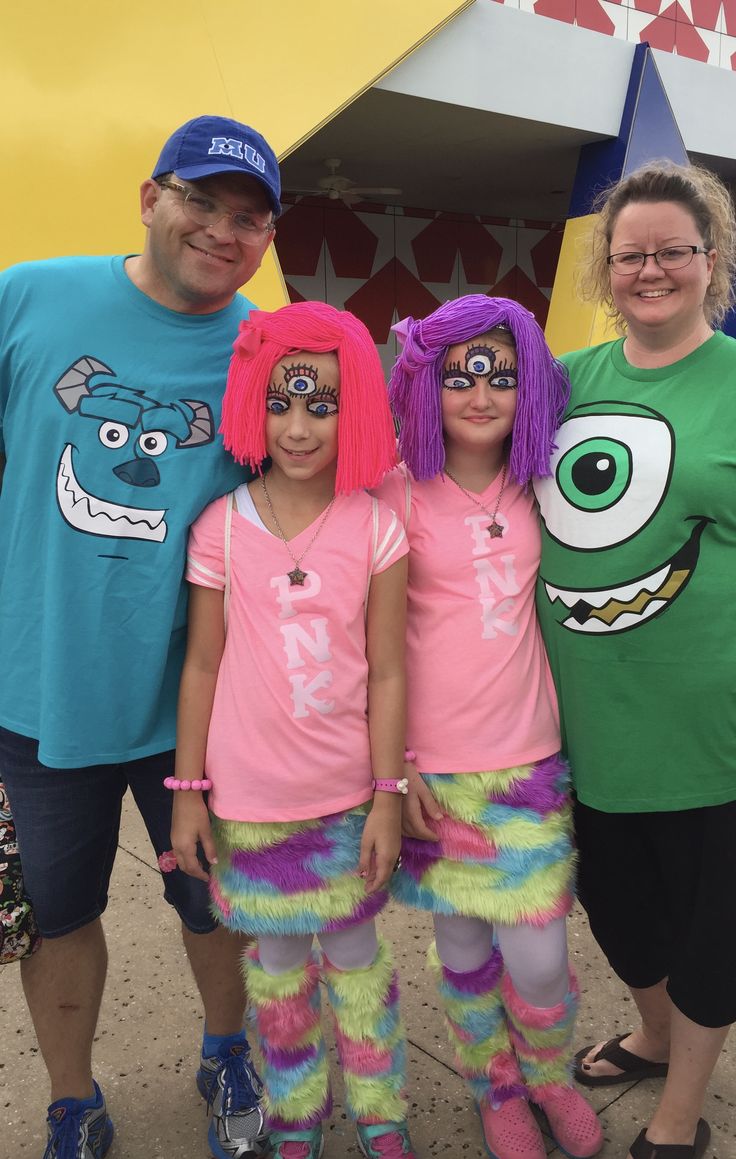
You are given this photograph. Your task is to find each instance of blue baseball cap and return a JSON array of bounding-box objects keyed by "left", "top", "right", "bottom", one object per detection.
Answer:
[{"left": 152, "top": 115, "right": 281, "bottom": 216}]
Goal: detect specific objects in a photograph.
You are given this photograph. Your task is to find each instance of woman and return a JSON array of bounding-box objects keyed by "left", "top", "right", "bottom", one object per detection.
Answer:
[{"left": 535, "top": 161, "right": 736, "bottom": 1159}]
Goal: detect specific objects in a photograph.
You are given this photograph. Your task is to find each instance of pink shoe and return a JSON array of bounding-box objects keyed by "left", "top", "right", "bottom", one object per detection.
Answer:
[
  {"left": 535, "top": 1087, "right": 604, "bottom": 1158},
  {"left": 477, "top": 1098, "right": 547, "bottom": 1159}
]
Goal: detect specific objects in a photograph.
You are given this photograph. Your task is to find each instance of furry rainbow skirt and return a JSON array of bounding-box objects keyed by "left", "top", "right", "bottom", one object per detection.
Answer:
[
  {"left": 391, "top": 755, "right": 575, "bottom": 926},
  {"left": 209, "top": 805, "right": 388, "bottom": 937}
]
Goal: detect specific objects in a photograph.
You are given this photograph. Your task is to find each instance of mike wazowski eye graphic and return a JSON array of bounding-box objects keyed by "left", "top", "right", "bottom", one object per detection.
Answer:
[
  {"left": 536, "top": 407, "right": 673, "bottom": 551},
  {"left": 535, "top": 403, "right": 714, "bottom": 635}
]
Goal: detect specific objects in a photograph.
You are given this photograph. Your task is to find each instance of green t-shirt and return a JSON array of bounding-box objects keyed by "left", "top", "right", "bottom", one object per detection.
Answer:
[{"left": 536, "top": 330, "right": 736, "bottom": 812}]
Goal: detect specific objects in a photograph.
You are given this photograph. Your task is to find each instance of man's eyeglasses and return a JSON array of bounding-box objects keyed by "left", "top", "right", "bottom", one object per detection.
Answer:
[
  {"left": 607, "top": 245, "right": 709, "bottom": 275},
  {"left": 158, "top": 180, "right": 275, "bottom": 246}
]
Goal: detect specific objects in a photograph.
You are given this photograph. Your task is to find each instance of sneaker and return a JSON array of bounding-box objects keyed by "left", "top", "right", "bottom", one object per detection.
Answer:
[
  {"left": 476, "top": 1098, "right": 546, "bottom": 1159},
  {"left": 270, "top": 1126, "right": 325, "bottom": 1159},
  {"left": 356, "top": 1121, "right": 417, "bottom": 1158},
  {"left": 197, "top": 1041, "right": 270, "bottom": 1158},
  {"left": 43, "top": 1081, "right": 114, "bottom": 1159},
  {"left": 534, "top": 1088, "right": 604, "bottom": 1159}
]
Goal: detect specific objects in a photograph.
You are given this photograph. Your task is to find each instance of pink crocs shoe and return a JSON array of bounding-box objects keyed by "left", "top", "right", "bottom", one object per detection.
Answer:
[
  {"left": 477, "top": 1098, "right": 547, "bottom": 1159},
  {"left": 535, "top": 1087, "right": 604, "bottom": 1158}
]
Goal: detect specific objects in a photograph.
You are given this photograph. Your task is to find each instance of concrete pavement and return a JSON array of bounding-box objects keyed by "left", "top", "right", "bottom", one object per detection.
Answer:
[{"left": 2, "top": 795, "right": 734, "bottom": 1158}]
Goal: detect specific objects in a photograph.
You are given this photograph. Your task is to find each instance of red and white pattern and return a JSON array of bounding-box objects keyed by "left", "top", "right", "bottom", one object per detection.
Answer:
[
  {"left": 275, "top": 198, "right": 562, "bottom": 373},
  {"left": 503, "top": 0, "right": 736, "bottom": 66}
]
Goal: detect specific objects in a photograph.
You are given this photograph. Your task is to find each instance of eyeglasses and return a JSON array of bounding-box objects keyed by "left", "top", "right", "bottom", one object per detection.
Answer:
[
  {"left": 157, "top": 180, "right": 275, "bottom": 246},
  {"left": 607, "top": 245, "right": 709, "bottom": 275}
]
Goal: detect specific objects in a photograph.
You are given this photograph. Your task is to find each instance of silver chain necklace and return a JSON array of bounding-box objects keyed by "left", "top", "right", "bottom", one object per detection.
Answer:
[
  {"left": 443, "top": 462, "right": 508, "bottom": 538},
  {"left": 260, "top": 475, "right": 336, "bottom": 585}
]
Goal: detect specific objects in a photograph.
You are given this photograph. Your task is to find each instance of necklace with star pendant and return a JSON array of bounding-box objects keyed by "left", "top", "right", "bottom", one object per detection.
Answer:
[
  {"left": 443, "top": 461, "right": 508, "bottom": 538},
  {"left": 260, "top": 475, "right": 336, "bottom": 585}
]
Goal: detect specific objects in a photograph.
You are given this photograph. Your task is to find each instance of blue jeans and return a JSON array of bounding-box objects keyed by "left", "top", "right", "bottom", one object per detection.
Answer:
[{"left": 0, "top": 726, "right": 217, "bottom": 938}]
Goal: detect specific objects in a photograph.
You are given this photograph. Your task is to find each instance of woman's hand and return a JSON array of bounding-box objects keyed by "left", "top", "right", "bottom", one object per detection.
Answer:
[
  {"left": 358, "top": 796, "right": 402, "bottom": 894},
  {"left": 401, "top": 760, "right": 443, "bottom": 841},
  {"left": 171, "top": 792, "right": 218, "bottom": 883}
]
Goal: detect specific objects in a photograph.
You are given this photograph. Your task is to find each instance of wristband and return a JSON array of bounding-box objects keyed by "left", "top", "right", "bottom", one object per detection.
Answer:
[
  {"left": 163, "top": 776, "right": 212, "bottom": 791},
  {"left": 372, "top": 778, "right": 409, "bottom": 795}
]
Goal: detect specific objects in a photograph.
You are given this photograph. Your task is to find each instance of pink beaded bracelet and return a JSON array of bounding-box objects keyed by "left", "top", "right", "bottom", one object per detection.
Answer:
[
  {"left": 404, "top": 749, "right": 416, "bottom": 762},
  {"left": 163, "top": 776, "right": 212, "bottom": 791}
]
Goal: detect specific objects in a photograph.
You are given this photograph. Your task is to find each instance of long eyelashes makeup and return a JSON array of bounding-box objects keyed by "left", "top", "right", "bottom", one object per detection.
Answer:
[
  {"left": 283, "top": 363, "right": 320, "bottom": 397},
  {"left": 488, "top": 367, "right": 518, "bottom": 391},
  {"left": 307, "top": 390, "right": 339, "bottom": 417},
  {"left": 464, "top": 344, "right": 497, "bottom": 376},
  {"left": 442, "top": 362, "right": 475, "bottom": 391},
  {"left": 266, "top": 386, "right": 290, "bottom": 413}
]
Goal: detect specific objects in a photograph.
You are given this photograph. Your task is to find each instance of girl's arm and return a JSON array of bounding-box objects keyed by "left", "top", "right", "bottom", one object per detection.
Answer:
[
  {"left": 359, "top": 554, "right": 408, "bottom": 893},
  {"left": 171, "top": 584, "right": 226, "bottom": 882}
]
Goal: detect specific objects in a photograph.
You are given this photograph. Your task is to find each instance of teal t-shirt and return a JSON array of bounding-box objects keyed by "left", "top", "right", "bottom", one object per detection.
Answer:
[
  {"left": 0, "top": 256, "right": 248, "bottom": 767},
  {"left": 535, "top": 330, "right": 736, "bottom": 812}
]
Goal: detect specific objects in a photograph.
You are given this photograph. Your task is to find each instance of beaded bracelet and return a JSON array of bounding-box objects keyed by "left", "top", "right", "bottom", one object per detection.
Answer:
[
  {"left": 372, "top": 778, "right": 409, "bottom": 795},
  {"left": 404, "top": 749, "right": 416, "bottom": 762},
  {"left": 163, "top": 776, "right": 212, "bottom": 791}
]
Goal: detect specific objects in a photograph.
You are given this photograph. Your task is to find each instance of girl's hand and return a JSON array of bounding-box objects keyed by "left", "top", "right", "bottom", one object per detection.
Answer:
[
  {"left": 171, "top": 792, "right": 218, "bottom": 883},
  {"left": 402, "top": 761, "right": 443, "bottom": 842},
  {"left": 358, "top": 798, "right": 401, "bottom": 894}
]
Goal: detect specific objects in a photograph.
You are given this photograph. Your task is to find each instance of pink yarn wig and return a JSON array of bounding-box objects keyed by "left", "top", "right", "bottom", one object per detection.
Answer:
[{"left": 221, "top": 301, "right": 397, "bottom": 493}]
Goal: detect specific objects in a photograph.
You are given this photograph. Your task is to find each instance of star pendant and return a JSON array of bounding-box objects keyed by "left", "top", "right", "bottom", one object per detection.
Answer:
[
  {"left": 288, "top": 566, "right": 308, "bottom": 586},
  {"left": 487, "top": 522, "right": 504, "bottom": 538}
]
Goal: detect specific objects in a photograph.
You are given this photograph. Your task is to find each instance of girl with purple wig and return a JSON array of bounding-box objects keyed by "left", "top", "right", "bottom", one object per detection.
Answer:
[
  {"left": 375, "top": 295, "right": 601, "bottom": 1159},
  {"left": 171, "top": 302, "right": 417, "bottom": 1159}
]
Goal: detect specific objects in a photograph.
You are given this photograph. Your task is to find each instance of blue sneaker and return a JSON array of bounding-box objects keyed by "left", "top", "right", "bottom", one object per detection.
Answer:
[
  {"left": 270, "top": 1126, "right": 324, "bottom": 1158},
  {"left": 43, "top": 1081, "right": 113, "bottom": 1159},
  {"left": 197, "top": 1041, "right": 270, "bottom": 1158}
]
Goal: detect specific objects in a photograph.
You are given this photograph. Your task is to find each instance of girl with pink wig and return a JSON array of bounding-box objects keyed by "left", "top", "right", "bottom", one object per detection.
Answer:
[
  {"left": 375, "top": 295, "right": 602, "bottom": 1159},
  {"left": 171, "top": 301, "right": 416, "bottom": 1159}
]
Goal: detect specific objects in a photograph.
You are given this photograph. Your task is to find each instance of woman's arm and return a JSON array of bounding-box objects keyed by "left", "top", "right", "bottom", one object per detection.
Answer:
[
  {"left": 359, "top": 555, "right": 408, "bottom": 893},
  {"left": 171, "top": 584, "right": 226, "bottom": 882}
]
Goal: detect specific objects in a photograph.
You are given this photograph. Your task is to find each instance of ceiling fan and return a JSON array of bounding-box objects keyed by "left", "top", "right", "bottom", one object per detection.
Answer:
[{"left": 285, "top": 158, "right": 402, "bottom": 204}]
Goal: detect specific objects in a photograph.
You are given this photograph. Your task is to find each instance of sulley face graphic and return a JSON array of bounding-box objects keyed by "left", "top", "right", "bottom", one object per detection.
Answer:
[
  {"left": 535, "top": 401, "right": 713, "bottom": 634},
  {"left": 53, "top": 357, "right": 214, "bottom": 544}
]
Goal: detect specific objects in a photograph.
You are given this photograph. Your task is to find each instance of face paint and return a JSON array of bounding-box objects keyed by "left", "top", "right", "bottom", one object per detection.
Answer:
[
  {"left": 441, "top": 332, "right": 518, "bottom": 457},
  {"left": 267, "top": 362, "right": 340, "bottom": 418},
  {"left": 442, "top": 340, "right": 518, "bottom": 393},
  {"left": 265, "top": 350, "right": 341, "bottom": 485},
  {"left": 283, "top": 363, "right": 319, "bottom": 397}
]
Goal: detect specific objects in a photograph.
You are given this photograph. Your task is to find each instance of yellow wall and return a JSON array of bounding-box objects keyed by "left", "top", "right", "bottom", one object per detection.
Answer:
[
  {"left": 3, "top": 0, "right": 471, "bottom": 309},
  {"left": 545, "top": 214, "right": 619, "bottom": 356}
]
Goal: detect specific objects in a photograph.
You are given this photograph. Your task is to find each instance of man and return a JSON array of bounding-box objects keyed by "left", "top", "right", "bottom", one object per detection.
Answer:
[{"left": 0, "top": 114, "right": 280, "bottom": 1159}]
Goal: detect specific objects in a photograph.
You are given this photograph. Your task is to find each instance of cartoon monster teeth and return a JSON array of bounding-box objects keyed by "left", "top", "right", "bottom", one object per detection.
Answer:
[
  {"left": 57, "top": 445, "right": 168, "bottom": 542},
  {"left": 544, "top": 565, "right": 671, "bottom": 610},
  {"left": 543, "top": 518, "right": 711, "bottom": 634}
]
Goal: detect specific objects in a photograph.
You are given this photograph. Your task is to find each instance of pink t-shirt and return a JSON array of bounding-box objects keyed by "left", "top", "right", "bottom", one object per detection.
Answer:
[
  {"left": 374, "top": 465, "right": 559, "bottom": 773},
  {"left": 186, "top": 486, "right": 407, "bottom": 821}
]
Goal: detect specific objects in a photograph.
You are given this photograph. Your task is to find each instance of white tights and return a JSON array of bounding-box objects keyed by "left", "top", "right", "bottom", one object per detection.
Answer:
[
  {"left": 257, "top": 921, "right": 380, "bottom": 976},
  {"left": 433, "top": 913, "right": 570, "bottom": 1008},
  {"left": 255, "top": 914, "right": 569, "bottom": 1007}
]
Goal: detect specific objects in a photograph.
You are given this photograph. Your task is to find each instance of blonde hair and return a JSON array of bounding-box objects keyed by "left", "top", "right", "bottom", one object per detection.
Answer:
[{"left": 578, "top": 161, "right": 736, "bottom": 329}]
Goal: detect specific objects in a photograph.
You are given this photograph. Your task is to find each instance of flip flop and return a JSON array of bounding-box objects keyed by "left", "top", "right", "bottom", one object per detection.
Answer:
[
  {"left": 574, "top": 1033, "right": 669, "bottom": 1087},
  {"left": 629, "top": 1117, "right": 710, "bottom": 1159}
]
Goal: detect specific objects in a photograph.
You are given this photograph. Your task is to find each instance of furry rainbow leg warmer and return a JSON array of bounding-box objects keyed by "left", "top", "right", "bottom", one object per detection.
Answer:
[
  {"left": 243, "top": 946, "right": 332, "bottom": 1131},
  {"left": 430, "top": 942, "right": 527, "bottom": 1109},
  {"left": 502, "top": 970, "right": 579, "bottom": 1101},
  {"left": 322, "top": 938, "right": 407, "bottom": 1125},
  {"left": 502, "top": 972, "right": 603, "bottom": 1157}
]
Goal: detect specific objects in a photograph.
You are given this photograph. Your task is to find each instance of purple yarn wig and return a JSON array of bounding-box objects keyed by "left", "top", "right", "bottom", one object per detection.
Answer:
[{"left": 388, "top": 295, "right": 570, "bottom": 485}]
